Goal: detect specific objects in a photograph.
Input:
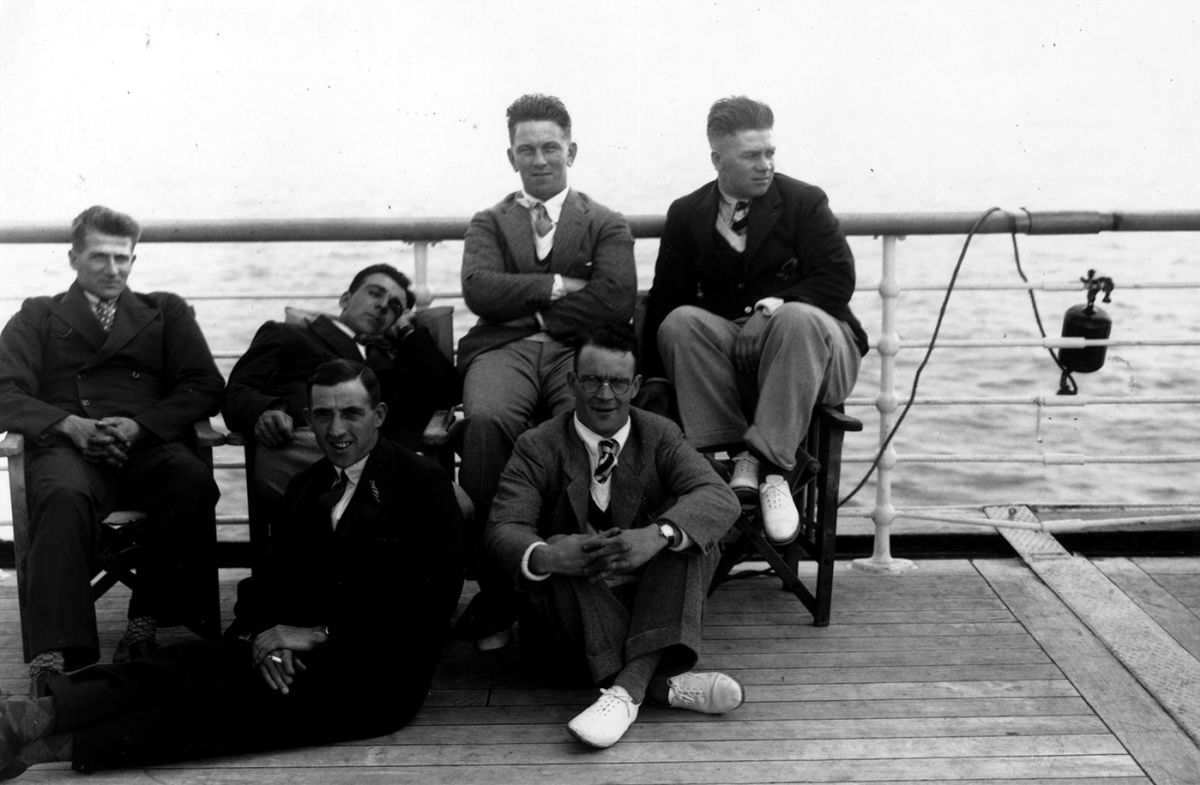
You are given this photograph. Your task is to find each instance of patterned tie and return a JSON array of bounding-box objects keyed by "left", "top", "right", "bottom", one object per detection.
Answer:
[
  {"left": 531, "top": 202, "right": 554, "bottom": 238},
  {"left": 595, "top": 439, "right": 618, "bottom": 484},
  {"left": 319, "top": 470, "right": 349, "bottom": 525},
  {"left": 730, "top": 200, "right": 751, "bottom": 235},
  {"left": 94, "top": 298, "right": 117, "bottom": 333}
]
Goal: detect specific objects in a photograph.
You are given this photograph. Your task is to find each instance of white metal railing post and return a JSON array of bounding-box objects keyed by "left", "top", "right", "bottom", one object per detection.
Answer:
[
  {"left": 855, "top": 234, "right": 916, "bottom": 575},
  {"left": 411, "top": 241, "right": 432, "bottom": 307}
]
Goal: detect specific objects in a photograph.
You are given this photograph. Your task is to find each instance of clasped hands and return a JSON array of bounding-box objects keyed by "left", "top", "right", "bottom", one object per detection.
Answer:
[
  {"left": 251, "top": 624, "right": 329, "bottom": 695},
  {"left": 532, "top": 526, "right": 667, "bottom": 583},
  {"left": 56, "top": 414, "right": 143, "bottom": 466}
]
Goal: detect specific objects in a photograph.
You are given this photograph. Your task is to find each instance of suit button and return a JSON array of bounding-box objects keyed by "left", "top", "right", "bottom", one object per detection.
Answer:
[
  {"left": 77, "top": 373, "right": 85, "bottom": 380},
  {"left": 744, "top": 306, "right": 753, "bottom": 314},
  {"left": 81, "top": 399, "right": 90, "bottom": 406},
  {"left": 736, "top": 283, "right": 746, "bottom": 290},
  {"left": 132, "top": 371, "right": 141, "bottom": 379}
]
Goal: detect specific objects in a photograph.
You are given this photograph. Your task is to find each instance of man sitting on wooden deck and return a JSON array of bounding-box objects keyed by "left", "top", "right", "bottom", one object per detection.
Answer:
[
  {"left": 0, "top": 360, "right": 464, "bottom": 778},
  {"left": 485, "top": 325, "right": 744, "bottom": 749}
]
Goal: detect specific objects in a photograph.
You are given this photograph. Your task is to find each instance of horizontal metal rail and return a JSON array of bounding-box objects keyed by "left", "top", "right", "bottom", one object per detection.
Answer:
[{"left": 3, "top": 209, "right": 1200, "bottom": 244}]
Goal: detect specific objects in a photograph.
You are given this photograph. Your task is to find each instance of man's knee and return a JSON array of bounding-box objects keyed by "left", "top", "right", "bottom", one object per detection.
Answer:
[
  {"left": 770, "top": 302, "right": 829, "bottom": 334},
  {"left": 658, "top": 305, "right": 711, "bottom": 343}
]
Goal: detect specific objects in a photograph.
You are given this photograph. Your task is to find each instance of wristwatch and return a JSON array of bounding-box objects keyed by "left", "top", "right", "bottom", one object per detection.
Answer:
[{"left": 656, "top": 522, "right": 681, "bottom": 548}]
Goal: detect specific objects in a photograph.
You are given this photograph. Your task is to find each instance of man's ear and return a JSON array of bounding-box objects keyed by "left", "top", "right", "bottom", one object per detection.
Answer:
[
  {"left": 566, "top": 141, "right": 578, "bottom": 166},
  {"left": 507, "top": 147, "right": 518, "bottom": 172},
  {"left": 374, "top": 402, "right": 388, "bottom": 427},
  {"left": 710, "top": 149, "right": 721, "bottom": 171},
  {"left": 629, "top": 374, "right": 643, "bottom": 400},
  {"left": 303, "top": 407, "right": 313, "bottom": 429}
]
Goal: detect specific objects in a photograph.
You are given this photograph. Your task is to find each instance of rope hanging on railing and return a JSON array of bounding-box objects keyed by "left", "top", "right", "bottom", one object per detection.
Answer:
[
  {"left": 1009, "top": 208, "right": 1078, "bottom": 395},
  {"left": 839, "top": 206, "right": 1005, "bottom": 507}
]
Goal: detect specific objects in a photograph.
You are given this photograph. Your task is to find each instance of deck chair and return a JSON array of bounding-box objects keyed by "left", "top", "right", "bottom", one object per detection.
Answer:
[
  {"left": 228, "top": 304, "right": 458, "bottom": 575},
  {"left": 706, "top": 405, "right": 861, "bottom": 626},
  {"left": 632, "top": 293, "right": 861, "bottom": 627},
  {"left": 2, "top": 422, "right": 225, "bottom": 662}
]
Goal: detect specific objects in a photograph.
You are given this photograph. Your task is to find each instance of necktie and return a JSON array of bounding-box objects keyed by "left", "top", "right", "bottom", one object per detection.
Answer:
[
  {"left": 531, "top": 202, "right": 554, "bottom": 238},
  {"left": 94, "top": 299, "right": 117, "bottom": 333},
  {"left": 355, "top": 333, "right": 394, "bottom": 359},
  {"left": 595, "top": 439, "right": 618, "bottom": 484},
  {"left": 730, "top": 201, "right": 750, "bottom": 235},
  {"left": 319, "top": 470, "right": 349, "bottom": 525}
]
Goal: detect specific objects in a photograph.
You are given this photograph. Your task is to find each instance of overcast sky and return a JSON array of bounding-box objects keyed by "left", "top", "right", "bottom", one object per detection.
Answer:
[{"left": 2, "top": 0, "right": 1197, "bottom": 220}]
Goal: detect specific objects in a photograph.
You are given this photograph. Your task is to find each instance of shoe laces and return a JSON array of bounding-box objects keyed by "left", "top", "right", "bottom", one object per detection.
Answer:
[
  {"left": 592, "top": 687, "right": 638, "bottom": 717},
  {"left": 667, "top": 674, "right": 712, "bottom": 708},
  {"left": 760, "top": 477, "right": 792, "bottom": 509}
]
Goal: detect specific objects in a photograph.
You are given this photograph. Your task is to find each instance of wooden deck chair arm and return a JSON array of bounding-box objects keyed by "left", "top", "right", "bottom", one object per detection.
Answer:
[
  {"left": 814, "top": 404, "right": 863, "bottom": 433},
  {"left": 0, "top": 431, "right": 24, "bottom": 458},
  {"left": 193, "top": 420, "right": 227, "bottom": 448}
]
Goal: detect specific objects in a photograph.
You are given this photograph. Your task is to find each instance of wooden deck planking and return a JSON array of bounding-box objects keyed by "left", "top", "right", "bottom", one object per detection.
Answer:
[{"left": 2, "top": 557, "right": 1188, "bottom": 783}]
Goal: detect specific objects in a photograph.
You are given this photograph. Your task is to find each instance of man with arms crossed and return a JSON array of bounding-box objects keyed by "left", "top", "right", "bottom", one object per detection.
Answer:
[
  {"left": 457, "top": 93, "right": 637, "bottom": 649},
  {"left": 0, "top": 360, "right": 464, "bottom": 777},
  {"left": 486, "top": 326, "right": 743, "bottom": 748},
  {"left": 641, "top": 96, "right": 868, "bottom": 544},
  {"left": 0, "top": 205, "right": 224, "bottom": 693}
]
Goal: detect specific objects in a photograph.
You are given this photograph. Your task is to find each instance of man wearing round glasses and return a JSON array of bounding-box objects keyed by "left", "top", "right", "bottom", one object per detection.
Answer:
[{"left": 486, "top": 325, "right": 743, "bottom": 749}]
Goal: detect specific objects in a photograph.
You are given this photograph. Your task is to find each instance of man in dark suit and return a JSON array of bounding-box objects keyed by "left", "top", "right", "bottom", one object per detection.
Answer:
[
  {"left": 641, "top": 96, "right": 869, "bottom": 545},
  {"left": 223, "top": 263, "right": 458, "bottom": 502},
  {"left": 0, "top": 205, "right": 225, "bottom": 692},
  {"left": 0, "top": 360, "right": 464, "bottom": 777},
  {"left": 457, "top": 93, "right": 637, "bottom": 650},
  {"left": 486, "top": 326, "right": 743, "bottom": 749}
]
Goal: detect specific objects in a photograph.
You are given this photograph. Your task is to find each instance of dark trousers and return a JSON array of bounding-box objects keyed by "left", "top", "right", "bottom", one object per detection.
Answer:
[
  {"left": 48, "top": 637, "right": 432, "bottom": 772},
  {"left": 527, "top": 546, "right": 720, "bottom": 684},
  {"left": 25, "top": 441, "right": 218, "bottom": 667}
]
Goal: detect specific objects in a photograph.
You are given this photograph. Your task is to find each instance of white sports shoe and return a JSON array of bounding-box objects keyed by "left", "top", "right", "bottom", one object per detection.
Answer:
[
  {"left": 567, "top": 686, "right": 640, "bottom": 748},
  {"left": 666, "top": 671, "right": 746, "bottom": 714},
  {"left": 728, "top": 451, "right": 760, "bottom": 502},
  {"left": 760, "top": 474, "right": 800, "bottom": 544}
]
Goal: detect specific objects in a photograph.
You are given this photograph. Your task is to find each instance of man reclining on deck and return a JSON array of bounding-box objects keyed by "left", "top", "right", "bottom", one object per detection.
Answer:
[
  {"left": 485, "top": 325, "right": 744, "bottom": 749},
  {"left": 0, "top": 360, "right": 464, "bottom": 777}
]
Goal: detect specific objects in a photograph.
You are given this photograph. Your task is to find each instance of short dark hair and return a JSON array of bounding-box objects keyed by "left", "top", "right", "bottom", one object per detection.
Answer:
[
  {"left": 706, "top": 96, "right": 774, "bottom": 144},
  {"left": 306, "top": 359, "right": 383, "bottom": 408},
  {"left": 71, "top": 205, "right": 141, "bottom": 252},
  {"left": 348, "top": 263, "right": 415, "bottom": 310},
  {"left": 574, "top": 323, "right": 639, "bottom": 372},
  {"left": 506, "top": 94, "right": 572, "bottom": 142}
]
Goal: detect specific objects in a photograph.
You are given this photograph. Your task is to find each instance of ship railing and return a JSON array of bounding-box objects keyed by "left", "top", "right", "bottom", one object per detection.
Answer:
[{"left": 3, "top": 209, "right": 1200, "bottom": 568}]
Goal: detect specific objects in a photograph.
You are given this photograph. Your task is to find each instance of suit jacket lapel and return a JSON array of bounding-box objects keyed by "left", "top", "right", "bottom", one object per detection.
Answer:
[
  {"left": 609, "top": 423, "right": 647, "bottom": 529},
  {"left": 690, "top": 183, "right": 722, "bottom": 259},
  {"left": 550, "top": 190, "right": 586, "bottom": 269},
  {"left": 310, "top": 315, "right": 362, "bottom": 360},
  {"left": 86, "top": 289, "right": 156, "bottom": 368},
  {"left": 743, "top": 181, "right": 784, "bottom": 269},
  {"left": 56, "top": 284, "right": 107, "bottom": 350},
  {"left": 563, "top": 422, "right": 593, "bottom": 533},
  {"left": 498, "top": 195, "right": 541, "bottom": 271}
]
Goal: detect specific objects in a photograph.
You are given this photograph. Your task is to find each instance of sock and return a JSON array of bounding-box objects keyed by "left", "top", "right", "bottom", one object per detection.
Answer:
[
  {"left": 124, "top": 616, "right": 157, "bottom": 643},
  {"left": 28, "top": 651, "right": 65, "bottom": 696},
  {"left": 611, "top": 651, "right": 663, "bottom": 705}
]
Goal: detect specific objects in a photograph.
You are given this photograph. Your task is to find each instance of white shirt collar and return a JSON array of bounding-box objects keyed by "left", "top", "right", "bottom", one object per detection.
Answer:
[
  {"left": 518, "top": 186, "right": 570, "bottom": 224},
  {"left": 331, "top": 317, "right": 368, "bottom": 358},
  {"left": 572, "top": 414, "right": 632, "bottom": 466}
]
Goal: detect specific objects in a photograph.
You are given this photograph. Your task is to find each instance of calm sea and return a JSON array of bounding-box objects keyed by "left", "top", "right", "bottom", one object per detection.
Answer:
[{"left": 2, "top": 201, "right": 1197, "bottom": 517}]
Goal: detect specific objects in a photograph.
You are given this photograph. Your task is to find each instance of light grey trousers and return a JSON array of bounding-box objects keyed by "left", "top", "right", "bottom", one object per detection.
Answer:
[{"left": 657, "top": 303, "right": 861, "bottom": 471}]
